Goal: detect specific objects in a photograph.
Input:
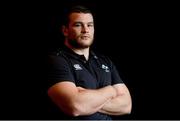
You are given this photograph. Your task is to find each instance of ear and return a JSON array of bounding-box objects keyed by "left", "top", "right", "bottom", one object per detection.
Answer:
[{"left": 62, "top": 25, "right": 68, "bottom": 37}]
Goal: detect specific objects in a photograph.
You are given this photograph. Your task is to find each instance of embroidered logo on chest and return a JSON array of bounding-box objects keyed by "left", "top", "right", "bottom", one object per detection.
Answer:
[
  {"left": 101, "top": 64, "right": 110, "bottom": 72},
  {"left": 73, "top": 64, "right": 83, "bottom": 70}
]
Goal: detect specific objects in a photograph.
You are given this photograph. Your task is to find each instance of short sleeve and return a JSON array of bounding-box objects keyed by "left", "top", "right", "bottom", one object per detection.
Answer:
[
  {"left": 111, "top": 61, "right": 124, "bottom": 85},
  {"left": 47, "top": 55, "right": 75, "bottom": 88}
]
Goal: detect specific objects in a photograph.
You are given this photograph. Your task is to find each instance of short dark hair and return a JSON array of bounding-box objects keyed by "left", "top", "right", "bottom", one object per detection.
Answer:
[{"left": 62, "top": 5, "right": 92, "bottom": 26}]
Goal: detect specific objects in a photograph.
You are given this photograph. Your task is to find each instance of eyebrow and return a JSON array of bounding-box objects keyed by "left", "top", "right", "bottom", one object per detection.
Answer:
[
  {"left": 73, "top": 22, "right": 94, "bottom": 24},
  {"left": 88, "top": 22, "right": 94, "bottom": 24}
]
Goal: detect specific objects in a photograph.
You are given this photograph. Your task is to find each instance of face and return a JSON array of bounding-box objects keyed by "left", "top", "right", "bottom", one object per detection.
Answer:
[{"left": 63, "top": 12, "right": 94, "bottom": 49}]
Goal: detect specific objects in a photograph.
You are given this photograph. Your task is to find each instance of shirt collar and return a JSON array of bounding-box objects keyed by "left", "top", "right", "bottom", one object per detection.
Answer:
[{"left": 61, "top": 46, "right": 98, "bottom": 61}]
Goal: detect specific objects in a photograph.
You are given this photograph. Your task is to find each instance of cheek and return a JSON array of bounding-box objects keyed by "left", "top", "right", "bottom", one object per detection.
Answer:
[
  {"left": 92, "top": 30, "right": 94, "bottom": 35},
  {"left": 67, "top": 31, "right": 77, "bottom": 39},
  {"left": 91, "top": 28, "right": 94, "bottom": 35},
  {"left": 70, "top": 29, "right": 81, "bottom": 37}
]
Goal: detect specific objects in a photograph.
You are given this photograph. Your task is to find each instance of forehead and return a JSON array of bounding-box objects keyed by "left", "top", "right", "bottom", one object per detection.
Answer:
[{"left": 69, "top": 13, "right": 94, "bottom": 23}]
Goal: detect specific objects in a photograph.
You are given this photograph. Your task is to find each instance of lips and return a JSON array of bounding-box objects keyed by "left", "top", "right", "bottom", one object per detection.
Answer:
[
  {"left": 81, "top": 35, "right": 90, "bottom": 37},
  {"left": 81, "top": 35, "right": 90, "bottom": 39}
]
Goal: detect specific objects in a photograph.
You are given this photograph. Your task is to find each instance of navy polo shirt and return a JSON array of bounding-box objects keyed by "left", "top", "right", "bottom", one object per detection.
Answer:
[{"left": 47, "top": 46, "right": 123, "bottom": 120}]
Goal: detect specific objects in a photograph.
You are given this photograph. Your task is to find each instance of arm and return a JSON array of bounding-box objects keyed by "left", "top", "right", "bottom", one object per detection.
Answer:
[
  {"left": 47, "top": 81, "right": 116, "bottom": 116},
  {"left": 98, "top": 83, "right": 132, "bottom": 115}
]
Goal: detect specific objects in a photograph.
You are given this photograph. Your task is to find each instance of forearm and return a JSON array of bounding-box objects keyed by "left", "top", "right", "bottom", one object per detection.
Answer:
[
  {"left": 98, "top": 84, "right": 132, "bottom": 115},
  {"left": 98, "top": 95, "right": 131, "bottom": 115},
  {"left": 73, "top": 85, "right": 116, "bottom": 116}
]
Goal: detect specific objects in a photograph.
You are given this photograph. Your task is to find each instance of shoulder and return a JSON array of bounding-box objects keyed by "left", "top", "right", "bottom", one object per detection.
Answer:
[
  {"left": 94, "top": 51, "right": 112, "bottom": 61},
  {"left": 92, "top": 51, "right": 113, "bottom": 67},
  {"left": 48, "top": 48, "right": 65, "bottom": 57},
  {"left": 48, "top": 49, "right": 69, "bottom": 65}
]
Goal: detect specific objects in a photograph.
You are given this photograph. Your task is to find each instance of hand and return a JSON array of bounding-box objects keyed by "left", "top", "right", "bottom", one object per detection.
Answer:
[
  {"left": 112, "top": 84, "right": 123, "bottom": 96},
  {"left": 106, "top": 85, "right": 117, "bottom": 98},
  {"left": 77, "top": 86, "right": 86, "bottom": 92}
]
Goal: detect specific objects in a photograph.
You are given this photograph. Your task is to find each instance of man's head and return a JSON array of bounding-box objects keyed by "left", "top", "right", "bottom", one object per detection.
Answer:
[{"left": 62, "top": 5, "right": 94, "bottom": 49}]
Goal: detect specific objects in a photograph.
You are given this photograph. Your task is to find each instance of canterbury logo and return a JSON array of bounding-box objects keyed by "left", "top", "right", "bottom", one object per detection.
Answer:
[
  {"left": 101, "top": 64, "right": 110, "bottom": 72},
  {"left": 73, "top": 64, "right": 83, "bottom": 70}
]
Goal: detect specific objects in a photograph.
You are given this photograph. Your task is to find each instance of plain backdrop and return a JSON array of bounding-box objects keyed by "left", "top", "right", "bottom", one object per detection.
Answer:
[{"left": 0, "top": 0, "right": 179, "bottom": 119}]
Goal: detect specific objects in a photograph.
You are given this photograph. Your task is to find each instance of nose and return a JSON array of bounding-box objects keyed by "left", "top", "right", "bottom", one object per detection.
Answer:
[{"left": 81, "top": 25, "right": 89, "bottom": 33}]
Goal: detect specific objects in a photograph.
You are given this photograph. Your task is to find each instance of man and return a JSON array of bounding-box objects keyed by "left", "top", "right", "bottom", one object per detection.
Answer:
[{"left": 47, "top": 5, "right": 132, "bottom": 120}]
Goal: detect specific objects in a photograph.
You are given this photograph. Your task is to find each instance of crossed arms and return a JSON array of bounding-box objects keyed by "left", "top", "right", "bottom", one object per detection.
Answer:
[{"left": 48, "top": 81, "right": 132, "bottom": 116}]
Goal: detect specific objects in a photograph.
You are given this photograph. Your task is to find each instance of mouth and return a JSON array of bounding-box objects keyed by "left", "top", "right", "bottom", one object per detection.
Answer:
[{"left": 81, "top": 36, "right": 90, "bottom": 39}]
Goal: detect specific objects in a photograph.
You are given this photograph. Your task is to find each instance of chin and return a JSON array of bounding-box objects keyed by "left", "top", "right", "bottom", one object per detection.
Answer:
[
  {"left": 80, "top": 41, "right": 93, "bottom": 47},
  {"left": 68, "top": 39, "right": 93, "bottom": 49},
  {"left": 83, "top": 39, "right": 93, "bottom": 44}
]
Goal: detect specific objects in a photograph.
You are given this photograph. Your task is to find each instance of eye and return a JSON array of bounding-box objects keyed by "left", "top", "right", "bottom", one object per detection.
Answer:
[
  {"left": 88, "top": 22, "right": 94, "bottom": 27},
  {"left": 74, "top": 23, "right": 82, "bottom": 27},
  {"left": 88, "top": 24, "right": 94, "bottom": 27}
]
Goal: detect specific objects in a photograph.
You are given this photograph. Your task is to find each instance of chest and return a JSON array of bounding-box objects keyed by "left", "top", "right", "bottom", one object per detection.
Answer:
[{"left": 70, "top": 59, "right": 112, "bottom": 89}]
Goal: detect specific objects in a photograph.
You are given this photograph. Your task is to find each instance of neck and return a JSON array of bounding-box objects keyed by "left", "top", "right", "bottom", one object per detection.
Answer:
[{"left": 65, "top": 40, "right": 90, "bottom": 60}]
